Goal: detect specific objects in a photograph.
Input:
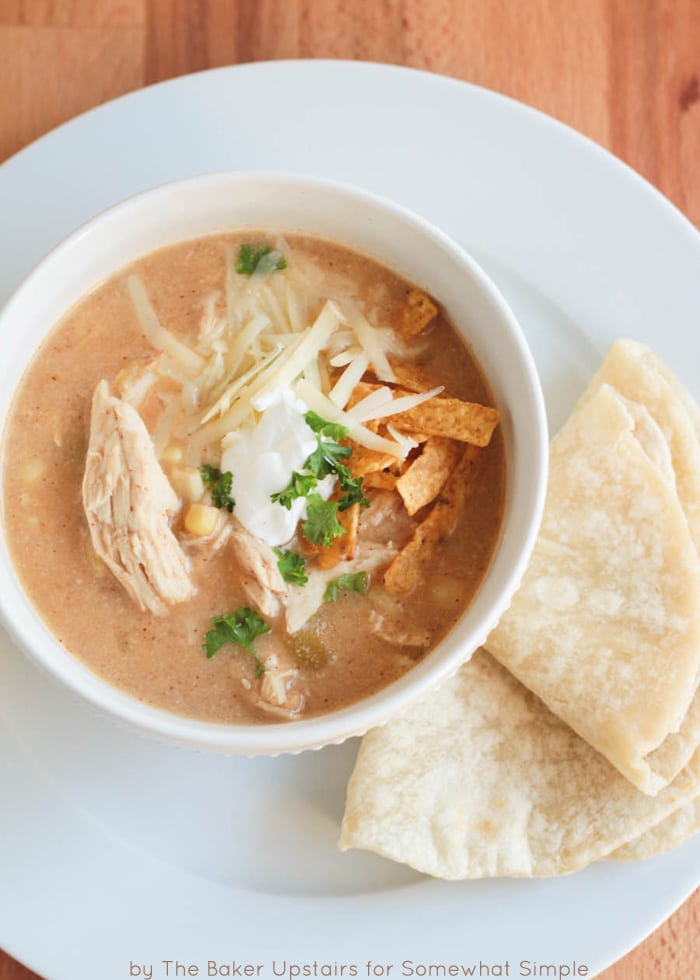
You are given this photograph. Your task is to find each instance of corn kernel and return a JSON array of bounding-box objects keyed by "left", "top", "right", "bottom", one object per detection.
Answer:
[
  {"left": 161, "top": 444, "right": 183, "bottom": 464},
  {"left": 184, "top": 503, "right": 218, "bottom": 537},
  {"left": 170, "top": 465, "right": 204, "bottom": 502},
  {"left": 21, "top": 458, "right": 46, "bottom": 484}
]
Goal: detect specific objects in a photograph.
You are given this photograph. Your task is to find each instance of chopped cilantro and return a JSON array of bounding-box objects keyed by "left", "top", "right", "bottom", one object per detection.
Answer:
[
  {"left": 275, "top": 548, "right": 308, "bottom": 586},
  {"left": 269, "top": 411, "right": 371, "bottom": 532},
  {"left": 323, "top": 571, "right": 369, "bottom": 603},
  {"left": 270, "top": 471, "right": 318, "bottom": 509},
  {"left": 204, "top": 606, "right": 270, "bottom": 677},
  {"left": 337, "top": 473, "right": 370, "bottom": 511},
  {"left": 304, "top": 411, "right": 349, "bottom": 442},
  {"left": 236, "top": 243, "right": 286, "bottom": 276},
  {"left": 303, "top": 412, "right": 353, "bottom": 480},
  {"left": 200, "top": 465, "right": 235, "bottom": 512},
  {"left": 302, "top": 494, "right": 346, "bottom": 547},
  {"left": 305, "top": 438, "right": 352, "bottom": 480}
]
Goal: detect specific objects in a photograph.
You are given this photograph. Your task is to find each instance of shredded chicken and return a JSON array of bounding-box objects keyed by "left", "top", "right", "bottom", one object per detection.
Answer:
[
  {"left": 285, "top": 541, "right": 397, "bottom": 634},
  {"left": 358, "top": 489, "right": 415, "bottom": 548},
  {"left": 229, "top": 516, "right": 288, "bottom": 618},
  {"left": 82, "top": 380, "right": 195, "bottom": 615},
  {"left": 368, "top": 609, "right": 432, "bottom": 648},
  {"left": 256, "top": 651, "right": 304, "bottom": 719}
]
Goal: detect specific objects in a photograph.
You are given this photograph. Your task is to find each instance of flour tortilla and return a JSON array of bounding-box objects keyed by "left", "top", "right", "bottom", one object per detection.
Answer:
[
  {"left": 611, "top": 796, "right": 700, "bottom": 861},
  {"left": 578, "top": 341, "right": 700, "bottom": 789},
  {"left": 584, "top": 339, "right": 700, "bottom": 550},
  {"left": 486, "top": 382, "right": 700, "bottom": 795},
  {"left": 340, "top": 651, "right": 700, "bottom": 878}
]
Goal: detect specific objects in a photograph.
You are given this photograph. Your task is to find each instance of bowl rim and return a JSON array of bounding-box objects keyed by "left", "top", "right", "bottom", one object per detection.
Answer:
[{"left": 0, "top": 169, "right": 549, "bottom": 755}]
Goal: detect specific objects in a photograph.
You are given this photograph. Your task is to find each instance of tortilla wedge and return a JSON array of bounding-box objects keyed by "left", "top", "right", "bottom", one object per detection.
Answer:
[
  {"left": 610, "top": 796, "right": 700, "bottom": 861},
  {"left": 340, "top": 650, "right": 700, "bottom": 878},
  {"left": 486, "top": 381, "right": 700, "bottom": 795}
]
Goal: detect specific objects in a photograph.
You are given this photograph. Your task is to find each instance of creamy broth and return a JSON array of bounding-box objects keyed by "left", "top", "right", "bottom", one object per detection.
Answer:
[{"left": 2, "top": 233, "right": 505, "bottom": 724}]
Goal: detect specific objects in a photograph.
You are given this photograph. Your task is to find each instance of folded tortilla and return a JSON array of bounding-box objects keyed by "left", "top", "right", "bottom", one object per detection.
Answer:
[
  {"left": 486, "top": 362, "right": 700, "bottom": 795},
  {"left": 611, "top": 796, "right": 700, "bottom": 861},
  {"left": 340, "top": 651, "right": 700, "bottom": 878}
]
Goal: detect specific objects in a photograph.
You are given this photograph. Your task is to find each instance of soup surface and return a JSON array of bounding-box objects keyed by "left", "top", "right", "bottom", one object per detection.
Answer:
[{"left": 2, "top": 233, "right": 505, "bottom": 724}]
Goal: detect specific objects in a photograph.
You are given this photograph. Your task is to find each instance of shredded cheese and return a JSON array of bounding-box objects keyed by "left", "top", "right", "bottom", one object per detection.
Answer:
[
  {"left": 127, "top": 276, "right": 205, "bottom": 375},
  {"left": 352, "top": 385, "right": 445, "bottom": 423},
  {"left": 329, "top": 351, "right": 369, "bottom": 408},
  {"left": 294, "top": 379, "right": 408, "bottom": 458},
  {"left": 347, "top": 304, "right": 395, "bottom": 382}
]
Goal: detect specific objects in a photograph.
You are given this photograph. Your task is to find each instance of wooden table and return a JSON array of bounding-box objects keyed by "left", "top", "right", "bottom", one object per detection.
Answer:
[{"left": 0, "top": 2, "right": 698, "bottom": 978}]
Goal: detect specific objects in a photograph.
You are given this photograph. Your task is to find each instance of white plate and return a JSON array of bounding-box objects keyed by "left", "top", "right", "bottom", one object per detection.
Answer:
[{"left": 2, "top": 61, "right": 700, "bottom": 980}]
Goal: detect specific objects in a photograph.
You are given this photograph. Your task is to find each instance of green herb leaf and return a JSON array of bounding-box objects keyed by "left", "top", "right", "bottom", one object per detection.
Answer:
[
  {"left": 323, "top": 571, "right": 369, "bottom": 603},
  {"left": 236, "top": 243, "right": 286, "bottom": 276},
  {"left": 302, "top": 493, "right": 346, "bottom": 547},
  {"left": 270, "top": 471, "right": 318, "bottom": 509},
  {"left": 337, "top": 473, "right": 371, "bottom": 511},
  {"left": 304, "top": 411, "right": 349, "bottom": 441},
  {"left": 203, "top": 606, "right": 270, "bottom": 677},
  {"left": 274, "top": 548, "right": 308, "bottom": 586},
  {"left": 304, "top": 439, "right": 352, "bottom": 480},
  {"left": 200, "top": 465, "right": 235, "bottom": 512}
]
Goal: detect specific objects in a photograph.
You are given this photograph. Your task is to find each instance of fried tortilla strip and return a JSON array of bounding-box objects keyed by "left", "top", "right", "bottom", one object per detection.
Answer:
[
  {"left": 384, "top": 445, "right": 480, "bottom": 594},
  {"left": 345, "top": 440, "right": 399, "bottom": 478},
  {"left": 340, "top": 650, "right": 700, "bottom": 878},
  {"left": 394, "top": 396, "right": 499, "bottom": 446},
  {"left": 364, "top": 471, "right": 399, "bottom": 491},
  {"left": 396, "top": 437, "right": 463, "bottom": 516},
  {"left": 396, "top": 289, "right": 439, "bottom": 339},
  {"left": 351, "top": 381, "right": 500, "bottom": 447},
  {"left": 316, "top": 503, "right": 360, "bottom": 569},
  {"left": 385, "top": 358, "right": 439, "bottom": 393}
]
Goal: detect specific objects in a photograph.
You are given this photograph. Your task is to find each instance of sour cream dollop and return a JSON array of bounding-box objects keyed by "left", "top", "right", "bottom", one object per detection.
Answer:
[{"left": 220, "top": 386, "right": 334, "bottom": 546}]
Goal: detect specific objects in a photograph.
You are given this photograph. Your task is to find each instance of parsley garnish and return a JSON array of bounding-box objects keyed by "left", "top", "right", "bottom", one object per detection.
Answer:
[
  {"left": 204, "top": 606, "right": 270, "bottom": 677},
  {"left": 304, "top": 411, "right": 349, "bottom": 442},
  {"left": 275, "top": 548, "right": 308, "bottom": 586},
  {"left": 323, "top": 571, "right": 369, "bottom": 603},
  {"left": 303, "top": 411, "right": 352, "bottom": 479},
  {"left": 200, "top": 465, "right": 235, "bottom": 512},
  {"left": 268, "top": 412, "right": 370, "bottom": 528},
  {"left": 304, "top": 439, "right": 352, "bottom": 480},
  {"left": 331, "top": 465, "right": 370, "bottom": 511},
  {"left": 302, "top": 494, "right": 346, "bottom": 547},
  {"left": 270, "top": 471, "right": 318, "bottom": 509},
  {"left": 236, "top": 243, "right": 287, "bottom": 276}
]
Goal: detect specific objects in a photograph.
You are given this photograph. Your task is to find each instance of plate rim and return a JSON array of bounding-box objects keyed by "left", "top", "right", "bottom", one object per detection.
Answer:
[{"left": 2, "top": 57, "right": 700, "bottom": 980}]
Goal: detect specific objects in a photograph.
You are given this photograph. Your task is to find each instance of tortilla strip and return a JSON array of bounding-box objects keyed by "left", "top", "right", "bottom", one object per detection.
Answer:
[
  {"left": 384, "top": 446, "right": 480, "bottom": 595},
  {"left": 364, "top": 471, "right": 399, "bottom": 491},
  {"left": 486, "top": 383, "right": 700, "bottom": 795},
  {"left": 610, "top": 796, "right": 700, "bottom": 861},
  {"left": 396, "top": 437, "right": 463, "bottom": 515},
  {"left": 340, "top": 650, "right": 700, "bottom": 878},
  {"left": 316, "top": 503, "right": 360, "bottom": 569},
  {"left": 346, "top": 441, "right": 398, "bottom": 477},
  {"left": 351, "top": 381, "right": 499, "bottom": 447},
  {"left": 396, "top": 289, "right": 438, "bottom": 339},
  {"left": 386, "top": 358, "right": 440, "bottom": 394}
]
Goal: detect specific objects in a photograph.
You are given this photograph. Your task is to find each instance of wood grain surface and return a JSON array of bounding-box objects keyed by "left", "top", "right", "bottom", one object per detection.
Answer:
[{"left": 0, "top": 2, "right": 699, "bottom": 978}]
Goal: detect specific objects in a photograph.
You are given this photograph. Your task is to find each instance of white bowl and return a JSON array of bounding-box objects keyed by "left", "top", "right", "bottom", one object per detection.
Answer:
[{"left": 0, "top": 171, "right": 548, "bottom": 755}]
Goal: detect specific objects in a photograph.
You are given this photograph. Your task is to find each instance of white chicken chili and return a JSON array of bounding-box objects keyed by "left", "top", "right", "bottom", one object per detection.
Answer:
[{"left": 2, "top": 233, "right": 505, "bottom": 724}]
